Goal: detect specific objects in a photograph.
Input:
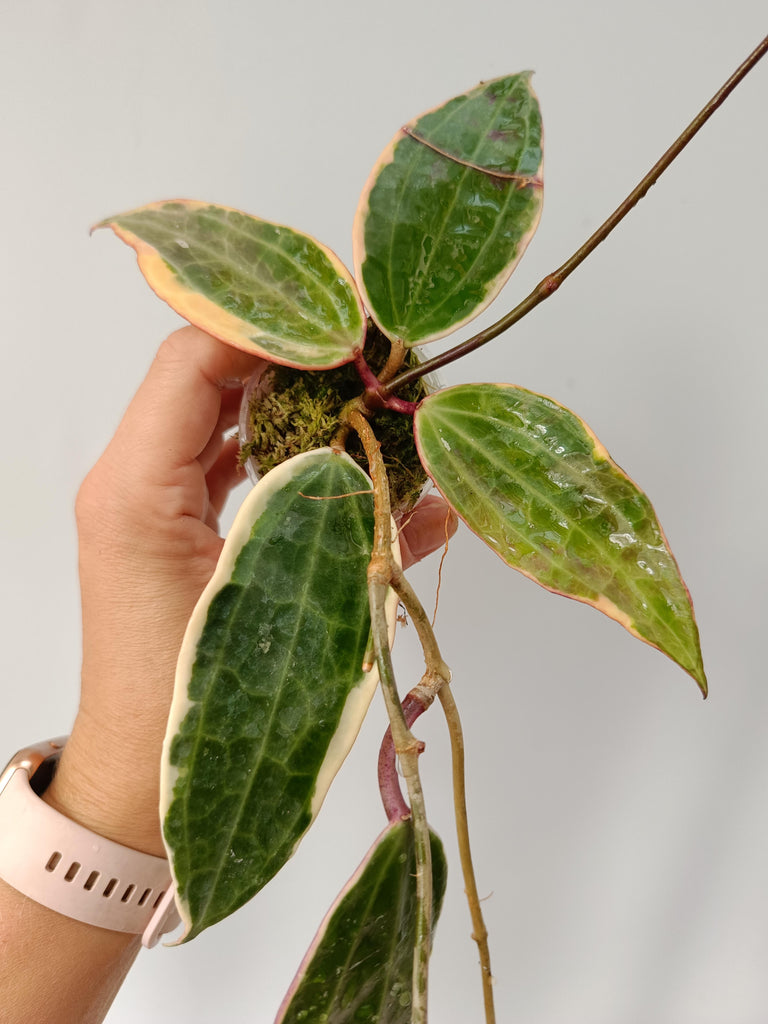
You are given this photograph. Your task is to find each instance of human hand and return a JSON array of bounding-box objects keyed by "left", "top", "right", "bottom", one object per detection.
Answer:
[{"left": 46, "top": 326, "right": 456, "bottom": 857}]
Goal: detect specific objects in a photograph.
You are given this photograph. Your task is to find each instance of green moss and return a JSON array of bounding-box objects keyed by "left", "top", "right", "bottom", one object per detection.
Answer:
[{"left": 241, "top": 326, "right": 428, "bottom": 512}]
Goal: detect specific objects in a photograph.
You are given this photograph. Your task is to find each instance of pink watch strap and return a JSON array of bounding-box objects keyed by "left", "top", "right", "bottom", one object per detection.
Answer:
[{"left": 0, "top": 748, "right": 179, "bottom": 946}]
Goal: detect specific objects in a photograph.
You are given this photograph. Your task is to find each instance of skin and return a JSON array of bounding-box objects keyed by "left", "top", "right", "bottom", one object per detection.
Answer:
[{"left": 0, "top": 326, "right": 456, "bottom": 1024}]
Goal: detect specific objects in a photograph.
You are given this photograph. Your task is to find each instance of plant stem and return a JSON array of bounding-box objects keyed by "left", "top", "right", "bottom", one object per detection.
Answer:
[
  {"left": 383, "top": 33, "right": 768, "bottom": 394},
  {"left": 378, "top": 692, "right": 430, "bottom": 822},
  {"left": 355, "top": 347, "right": 418, "bottom": 414},
  {"left": 377, "top": 335, "right": 408, "bottom": 385},
  {"left": 438, "top": 683, "right": 496, "bottom": 1024},
  {"left": 349, "top": 408, "right": 433, "bottom": 1024},
  {"left": 354, "top": 331, "right": 418, "bottom": 414},
  {"left": 389, "top": 570, "right": 497, "bottom": 1024}
]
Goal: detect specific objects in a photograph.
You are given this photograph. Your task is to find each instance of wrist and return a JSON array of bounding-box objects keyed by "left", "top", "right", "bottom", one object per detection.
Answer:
[
  {"left": 0, "top": 738, "right": 179, "bottom": 946},
  {"left": 43, "top": 724, "right": 166, "bottom": 859}
]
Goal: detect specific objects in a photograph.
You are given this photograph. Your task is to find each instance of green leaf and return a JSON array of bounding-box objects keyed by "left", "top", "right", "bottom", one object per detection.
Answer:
[
  {"left": 96, "top": 201, "right": 366, "bottom": 369},
  {"left": 276, "top": 821, "right": 447, "bottom": 1024},
  {"left": 353, "top": 73, "right": 543, "bottom": 346},
  {"left": 414, "top": 384, "right": 707, "bottom": 693},
  {"left": 161, "top": 450, "right": 399, "bottom": 940}
]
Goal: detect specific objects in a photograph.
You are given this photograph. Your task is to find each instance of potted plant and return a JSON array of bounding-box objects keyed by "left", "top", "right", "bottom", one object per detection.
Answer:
[{"left": 92, "top": 36, "right": 767, "bottom": 1024}]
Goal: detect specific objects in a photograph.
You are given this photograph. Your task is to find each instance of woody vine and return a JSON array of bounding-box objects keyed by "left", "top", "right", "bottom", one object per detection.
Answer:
[{"left": 98, "top": 35, "right": 767, "bottom": 1024}]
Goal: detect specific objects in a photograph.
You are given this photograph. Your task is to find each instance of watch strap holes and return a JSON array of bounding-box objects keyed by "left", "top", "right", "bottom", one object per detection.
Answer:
[
  {"left": 0, "top": 741, "right": 177, "bottom": 936},
  {"left": 63, "top": 861, "right": 81, "bottom": 882},
  {"left": 45, "top": 851, "right": 62, "bottom": 872},
  {"left": 102, "top": 877, "right": 119, "bottom": 897}
]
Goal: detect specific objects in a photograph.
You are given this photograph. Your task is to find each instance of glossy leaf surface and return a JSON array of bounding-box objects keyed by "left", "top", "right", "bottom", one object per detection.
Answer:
[
  {"left": 161, "top": 450, "right": 396, "bottom": 940},
  {"left": 353, "top": 73, "right": 543, "bottom": 346},
  {"left": 415, "top": 384, "right": 706, "bottom": 692},
  {"left": 98, "top": 201, "right": 365, "bottom": 369},
  {"left": 276, "top": 821, "right": 447, "bottom": 1024}
]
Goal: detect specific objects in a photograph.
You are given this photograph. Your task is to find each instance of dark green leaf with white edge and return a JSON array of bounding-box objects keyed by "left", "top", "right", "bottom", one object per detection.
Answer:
[
  {"left": 414, "top": 384, "right": 707, "bottom": 693},
  {"left": 97, "top": 201, "right": 366, "bottom": 369},
  {"left": 276, "top": 821, "right": 447, "bottom": 1024},
  {"left": 353, "top": 73, "right": 543, "bottom": 346},
  {"left": 161, "top": 450, "right": 400, "bottom": 941}
]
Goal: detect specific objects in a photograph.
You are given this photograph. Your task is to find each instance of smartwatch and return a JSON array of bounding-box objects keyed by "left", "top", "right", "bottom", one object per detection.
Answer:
[{"left": 0, "top": 738, "right": 179, "bottom": 948}]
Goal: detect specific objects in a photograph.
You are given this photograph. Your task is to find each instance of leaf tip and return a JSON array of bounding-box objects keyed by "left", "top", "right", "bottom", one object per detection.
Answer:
[
  {"left": 673, "top": 643, "right": 706, "bottom": 697},
  {"left": 89, "top": 216, "right": 113, "bottom": 237},
  {"left": 695, "top": 668, "right": 708, "bottom": 699}
]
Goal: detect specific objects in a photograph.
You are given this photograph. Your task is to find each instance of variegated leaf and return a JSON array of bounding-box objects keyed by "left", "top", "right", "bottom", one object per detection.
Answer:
[
  {"left": 162, "top": 449, "right": 399, "bottom": 940},
  {"left": 277, "top": 821, "right": 447, "bottom": 1024},
  {"left": 414, "top": 384, "right": 706, "bottom": 692},
  {"left": 98, "top": 201, "right": 365, "bottom": 369},
  {"left": 353, "top": 73, "right": 543, "bottom": 345}
]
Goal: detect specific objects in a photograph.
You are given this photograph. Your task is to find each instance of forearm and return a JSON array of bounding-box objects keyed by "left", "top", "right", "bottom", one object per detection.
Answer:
[
  {"left": 0, "top": 831, "right": 140, "bottom": 1024},
  {"left": 0, "top": 719, "right": 172, "bottom": 1022}
]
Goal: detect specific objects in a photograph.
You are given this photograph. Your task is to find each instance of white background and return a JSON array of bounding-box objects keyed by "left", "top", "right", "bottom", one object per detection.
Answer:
[{"left": 1, "top": 2, "right": 766, "bottom": 1022}]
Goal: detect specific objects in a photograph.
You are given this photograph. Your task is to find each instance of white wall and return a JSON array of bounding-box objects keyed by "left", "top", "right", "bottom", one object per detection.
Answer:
[{"left": 1, "top": 2, "right": 766, "bottom": 1021}]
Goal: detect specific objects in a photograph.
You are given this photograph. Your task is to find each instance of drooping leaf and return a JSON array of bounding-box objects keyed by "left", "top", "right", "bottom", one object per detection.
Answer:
[
  {"left": 97, "top": 201, "right": 366, "bottom": 369},
  {"left": 353, "top": 73, "right": 543, "bottom": 346},
  {"left": 414, "top": 384, "right": 706, "bottom": 692},
  {"left": 276, "top": 821, "right": 447, "bottom": 1024},
  {"left": 161, "top": 449, "right": 399, "bottom": 940}
]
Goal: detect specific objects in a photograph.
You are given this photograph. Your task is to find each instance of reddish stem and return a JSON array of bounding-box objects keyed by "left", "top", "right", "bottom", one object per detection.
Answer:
[
  {"left": 354, "top": 349, "right": 418, "bottom": 415},
  {"left": 378, "top": 692, "right": 429, "bottom": 822}
]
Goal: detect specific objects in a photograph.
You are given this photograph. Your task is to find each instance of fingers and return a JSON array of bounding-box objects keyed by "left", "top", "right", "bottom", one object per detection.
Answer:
[
  {"left": 107, "top": 326, "right": 265, "bottom": 486},
  {"left": 101, "top": 326, "right": 457, "bottom": 569},
  {"left": 399, "top": 493, "right": 458, "bottom": 569},
  {"left": 197, "top": 386, "right": 244, "bottom": 475},
  {"left": 205, "top": 435, "right": 247, "bottom": 520}
]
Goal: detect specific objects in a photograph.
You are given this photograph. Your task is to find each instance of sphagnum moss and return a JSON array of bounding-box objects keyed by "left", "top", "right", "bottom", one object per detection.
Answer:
[{"left": 241, "top": 326, "right": 428, "bottom": 512}]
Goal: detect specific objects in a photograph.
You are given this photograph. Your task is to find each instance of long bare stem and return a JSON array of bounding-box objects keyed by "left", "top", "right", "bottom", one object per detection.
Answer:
[
  {"left": 391, "top": 571, "right": 497, "bottom": 1024},
  {"left": 438, "top": 683, "right": 496, "bottom": 1023},
  {"left": 383, "top": 33, "right": 768, "bottom": 394},
  {"left": 349, "top": 408, "right": 433, "bottom": 1024}
]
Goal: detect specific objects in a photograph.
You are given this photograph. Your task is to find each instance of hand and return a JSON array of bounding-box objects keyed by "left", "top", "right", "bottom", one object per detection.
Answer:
[{"left": 46, "top": 327, "right": 456, "bottom": 857}]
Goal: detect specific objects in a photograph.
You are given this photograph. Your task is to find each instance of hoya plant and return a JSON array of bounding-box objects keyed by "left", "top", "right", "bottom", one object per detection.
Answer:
[{"left": 98, "top": 37, "right": 766, "bottom": 1024}]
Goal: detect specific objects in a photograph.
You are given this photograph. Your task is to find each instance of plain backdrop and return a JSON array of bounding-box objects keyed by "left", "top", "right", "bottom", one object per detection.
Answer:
[{"left": 1, "top": 3, "right": 766, "bottom": 1022}]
